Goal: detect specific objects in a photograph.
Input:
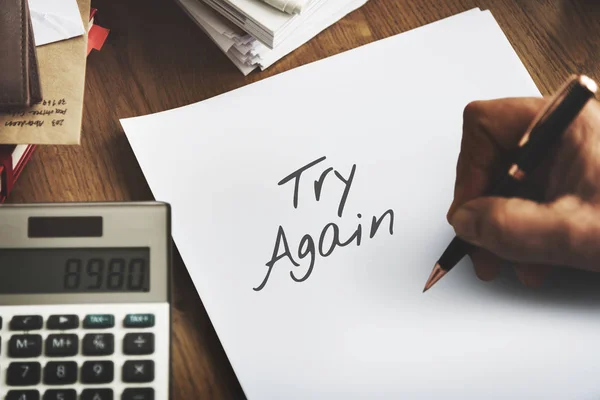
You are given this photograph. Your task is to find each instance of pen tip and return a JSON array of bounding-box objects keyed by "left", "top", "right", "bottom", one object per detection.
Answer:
[{"left": 423, "top": 263, "right": 447, "bottom": 293}]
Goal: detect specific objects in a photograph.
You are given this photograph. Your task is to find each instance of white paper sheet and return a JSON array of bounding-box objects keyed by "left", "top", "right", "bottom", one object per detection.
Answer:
[
  {"left": 122, "top": 10, "right": 600, "bottom": 399},
  {"left": 28, "top": 0, "right": 86, "bottom": 47}
]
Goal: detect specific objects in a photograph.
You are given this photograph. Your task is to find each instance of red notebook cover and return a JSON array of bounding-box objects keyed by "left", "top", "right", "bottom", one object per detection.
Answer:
[{"left": 0, "top": 144, "right": 36, "bottom": 203}]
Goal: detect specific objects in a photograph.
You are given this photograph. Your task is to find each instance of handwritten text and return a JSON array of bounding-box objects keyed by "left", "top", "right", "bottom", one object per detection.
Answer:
[
  {"left": 254, "top": 156, "right": 394, "bottom": 291},
  {"left": 4, "top": 99, "right": 68, "bottom": 130}
]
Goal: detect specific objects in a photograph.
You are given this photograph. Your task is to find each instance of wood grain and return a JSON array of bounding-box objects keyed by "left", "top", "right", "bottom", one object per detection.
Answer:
[{"left": 6, "top": 0, "right": 600, "bottom": 397}]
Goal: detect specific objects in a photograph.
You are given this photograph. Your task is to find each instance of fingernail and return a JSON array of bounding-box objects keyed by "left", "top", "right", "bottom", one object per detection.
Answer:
[{"left": 450, "top": 206, "right": 478, "bottom": 243}]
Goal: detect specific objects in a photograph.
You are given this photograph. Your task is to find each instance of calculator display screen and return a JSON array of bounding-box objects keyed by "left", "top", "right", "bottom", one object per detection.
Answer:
[{"left": 0, "top": 248, "right": 150, "bottom": 294}]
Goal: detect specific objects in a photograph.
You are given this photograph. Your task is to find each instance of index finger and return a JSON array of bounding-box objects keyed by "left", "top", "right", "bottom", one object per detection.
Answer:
[{"left": 447, "top": 97, "right": 548, "bottom": 221}]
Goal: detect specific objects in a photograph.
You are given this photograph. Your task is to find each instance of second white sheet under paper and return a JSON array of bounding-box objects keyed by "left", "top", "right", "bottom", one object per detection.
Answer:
[
  {"left": 122, "top": 10, "right": 600, "bottom": 399},
  {"left": 28, "top": 0, "right": 86, "bottom": 47}
]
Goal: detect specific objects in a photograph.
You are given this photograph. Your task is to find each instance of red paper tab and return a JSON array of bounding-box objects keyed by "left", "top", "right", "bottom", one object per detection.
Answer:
[{"left": 87, "top": 24, "right": 110, "bottom": 55}]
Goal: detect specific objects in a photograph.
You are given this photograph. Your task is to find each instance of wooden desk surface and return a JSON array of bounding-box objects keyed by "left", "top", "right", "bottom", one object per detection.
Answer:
[{"left": 7, "top": 0, "right": 600, "bottom": 397}]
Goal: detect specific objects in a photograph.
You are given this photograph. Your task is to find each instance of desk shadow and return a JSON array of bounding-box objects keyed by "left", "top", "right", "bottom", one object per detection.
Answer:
[
  {"left": 478, "top": 264, "right": 600, "bottom": 310},
  {"left": 561, "top": 0, "right": 600, "bottom": 8},
  {"left": 110, "top": 131, "right": 154, "bottom": 201}
]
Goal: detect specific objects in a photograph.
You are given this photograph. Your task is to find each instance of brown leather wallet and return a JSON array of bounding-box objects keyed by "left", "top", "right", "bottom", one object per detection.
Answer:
[{"left": 0, "top": 0, "right": 42, "bottom": 111}]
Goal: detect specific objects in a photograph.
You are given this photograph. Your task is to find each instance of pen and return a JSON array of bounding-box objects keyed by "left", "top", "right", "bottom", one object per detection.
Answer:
[{"left": 423, "top": 74, "right": 599, "bottom": 292}]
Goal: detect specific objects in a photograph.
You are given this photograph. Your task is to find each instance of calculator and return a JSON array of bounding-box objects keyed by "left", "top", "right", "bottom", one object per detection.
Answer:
[{"left": 0, "top": 202, "right": 172, "bottom": 400}]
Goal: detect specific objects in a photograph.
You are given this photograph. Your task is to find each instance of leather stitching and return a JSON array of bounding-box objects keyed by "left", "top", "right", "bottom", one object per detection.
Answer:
[
  {"left": 0, "top": 0, "right": 27, "bottom": 105},
  {"left": 20, "top": 0, "right": 26, "bottom": 103},
  {"left": 28, "top": 19, "right": 40, "bottom": 102}
]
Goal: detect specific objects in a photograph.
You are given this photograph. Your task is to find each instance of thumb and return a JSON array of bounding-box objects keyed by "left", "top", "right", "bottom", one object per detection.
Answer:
[{"left": 449, "top": 195, "right": 600, "bottom": 271}]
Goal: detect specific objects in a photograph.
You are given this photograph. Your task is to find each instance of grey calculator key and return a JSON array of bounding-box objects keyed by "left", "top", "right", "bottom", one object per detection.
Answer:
[
  {"left": 121, "top": 388, "right": 154, "bottom": 400},
  {"left": 6, "top": 390, "right": 40, "bottom": 400},
  {"left": 43, "top": 389, "right": 77, "bottom": 400},
  {"left": 6, "top": 362, "right": 41, "bottom": 386},
  {"left": 82, "top": 333, "right": 114, "bottom": 356},
  {"left": 81, "top": 361, "right": 114, "bottom": 384},
  {"left": 46, "top": 315, "right": 79, "bottom": 330},
  {"left": 123, "top": 333, "right": 154, "bottom": 355},
  {"left": 80, "top": 389, "right": 113, "bottom": 400},
  {"left": 9, "top": 335, "right": 42, "bottom": 358},
  {"left": 43, "top": 361, "right": 78, "bottom": 385},
  {"left": 122, "top": 360, "right": 154, "bottom": 383},
  {"left": 10, "top": 316, "right": 43, "bottom": 331},
  {"left": 45, "top": 334, "right": 78, "bottom": 357}
]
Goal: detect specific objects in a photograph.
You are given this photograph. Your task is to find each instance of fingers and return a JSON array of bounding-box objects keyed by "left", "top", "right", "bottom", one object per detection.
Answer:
[
  {"left": 448, "top": 159, "right": 488, "bottom": 218},
  {"left": 513, "top": 263, "right": 552, "bottom": 288},
  {"left": 460, "top": 97, "right": 548, "bottom": 160},
  {"left": 448, "top": 97, "right": 548, "bottom": 222},
  {"left": 449, "top": 195, "right": 600, "bottom": 271},
  {"left": 469, "top": 248, "right": 502, "bottom": 281},
  {"left": 469, "top": 249, "right": 552, "bottom": 287},
  {"left": 450, "top": 97, "right": 600, "bottom": 286},
  {"left": 469, "top": 250, "right": 552, "bottom": 287}
]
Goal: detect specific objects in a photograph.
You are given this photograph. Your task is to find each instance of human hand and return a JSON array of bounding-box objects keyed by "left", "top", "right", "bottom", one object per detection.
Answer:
[{"left": 447, "top": 96, "right": 600, "bottom": 287}]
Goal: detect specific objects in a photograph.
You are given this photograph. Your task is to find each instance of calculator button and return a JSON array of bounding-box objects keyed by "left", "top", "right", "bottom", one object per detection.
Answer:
[
  {"left": 122, "top": 360, "right": 154, "bottom": 383},
  {"left": 9, "top": 335, "right": 42, "bottom": 358},
  {"left": 6, "top": 362, "right": 41, "bottom": 386},
  {"left": 123, "top": 314, "right": 155, "bottom": 328},
  {"left": 82, "top": 333, "right": 114, "bottom": 356},
  {"left": 10, "top": 316, "right": 43, "bottom": 331},
  {"left": 46, "top": 315, "right": 79, "bottom": 330},
  {"left": 43, "top": 389, "right": 76, "bottom": 400},
  {"left": 81, "top": 361, "right": 114, "bottom": 384},
  {"left": 123, "top": 333, "right": 154, "bottom": 355},
  {"left": 83, "top": 315, "right": 114, "bottom": 329},
  {"left": 0, "top": 316, "right": 3, "bottom": 329},
  {"left": 121, "top": 388, "right": 154, "bottom": 400},
  {"left": 43, "top": 361, "right": 78, "bottom": 385},
  {"left": 45, "top": 334, "right": 78, "bottom": 357},
  {"left": 6, "top": 390, "right": 40, "bottom": 400},
  {"left": 80, "top": 389, "right": 113, "bottom": 400}
]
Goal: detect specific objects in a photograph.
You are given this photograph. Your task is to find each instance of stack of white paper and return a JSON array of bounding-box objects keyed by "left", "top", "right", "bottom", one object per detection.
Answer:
[
  {"left": 122, "top": 8, "right": 600, "bottom": 400},
  {"left": 176, "top": 0, "right": 368, "bottom": 75},
  {"left": 203, "top": 0, "right": 327, "bottom": 48}
]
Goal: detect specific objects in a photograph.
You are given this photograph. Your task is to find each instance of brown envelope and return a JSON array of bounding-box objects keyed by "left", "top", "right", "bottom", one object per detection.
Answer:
[{"left": 0, "top": 0, "right": 90, "bottom": 145}]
